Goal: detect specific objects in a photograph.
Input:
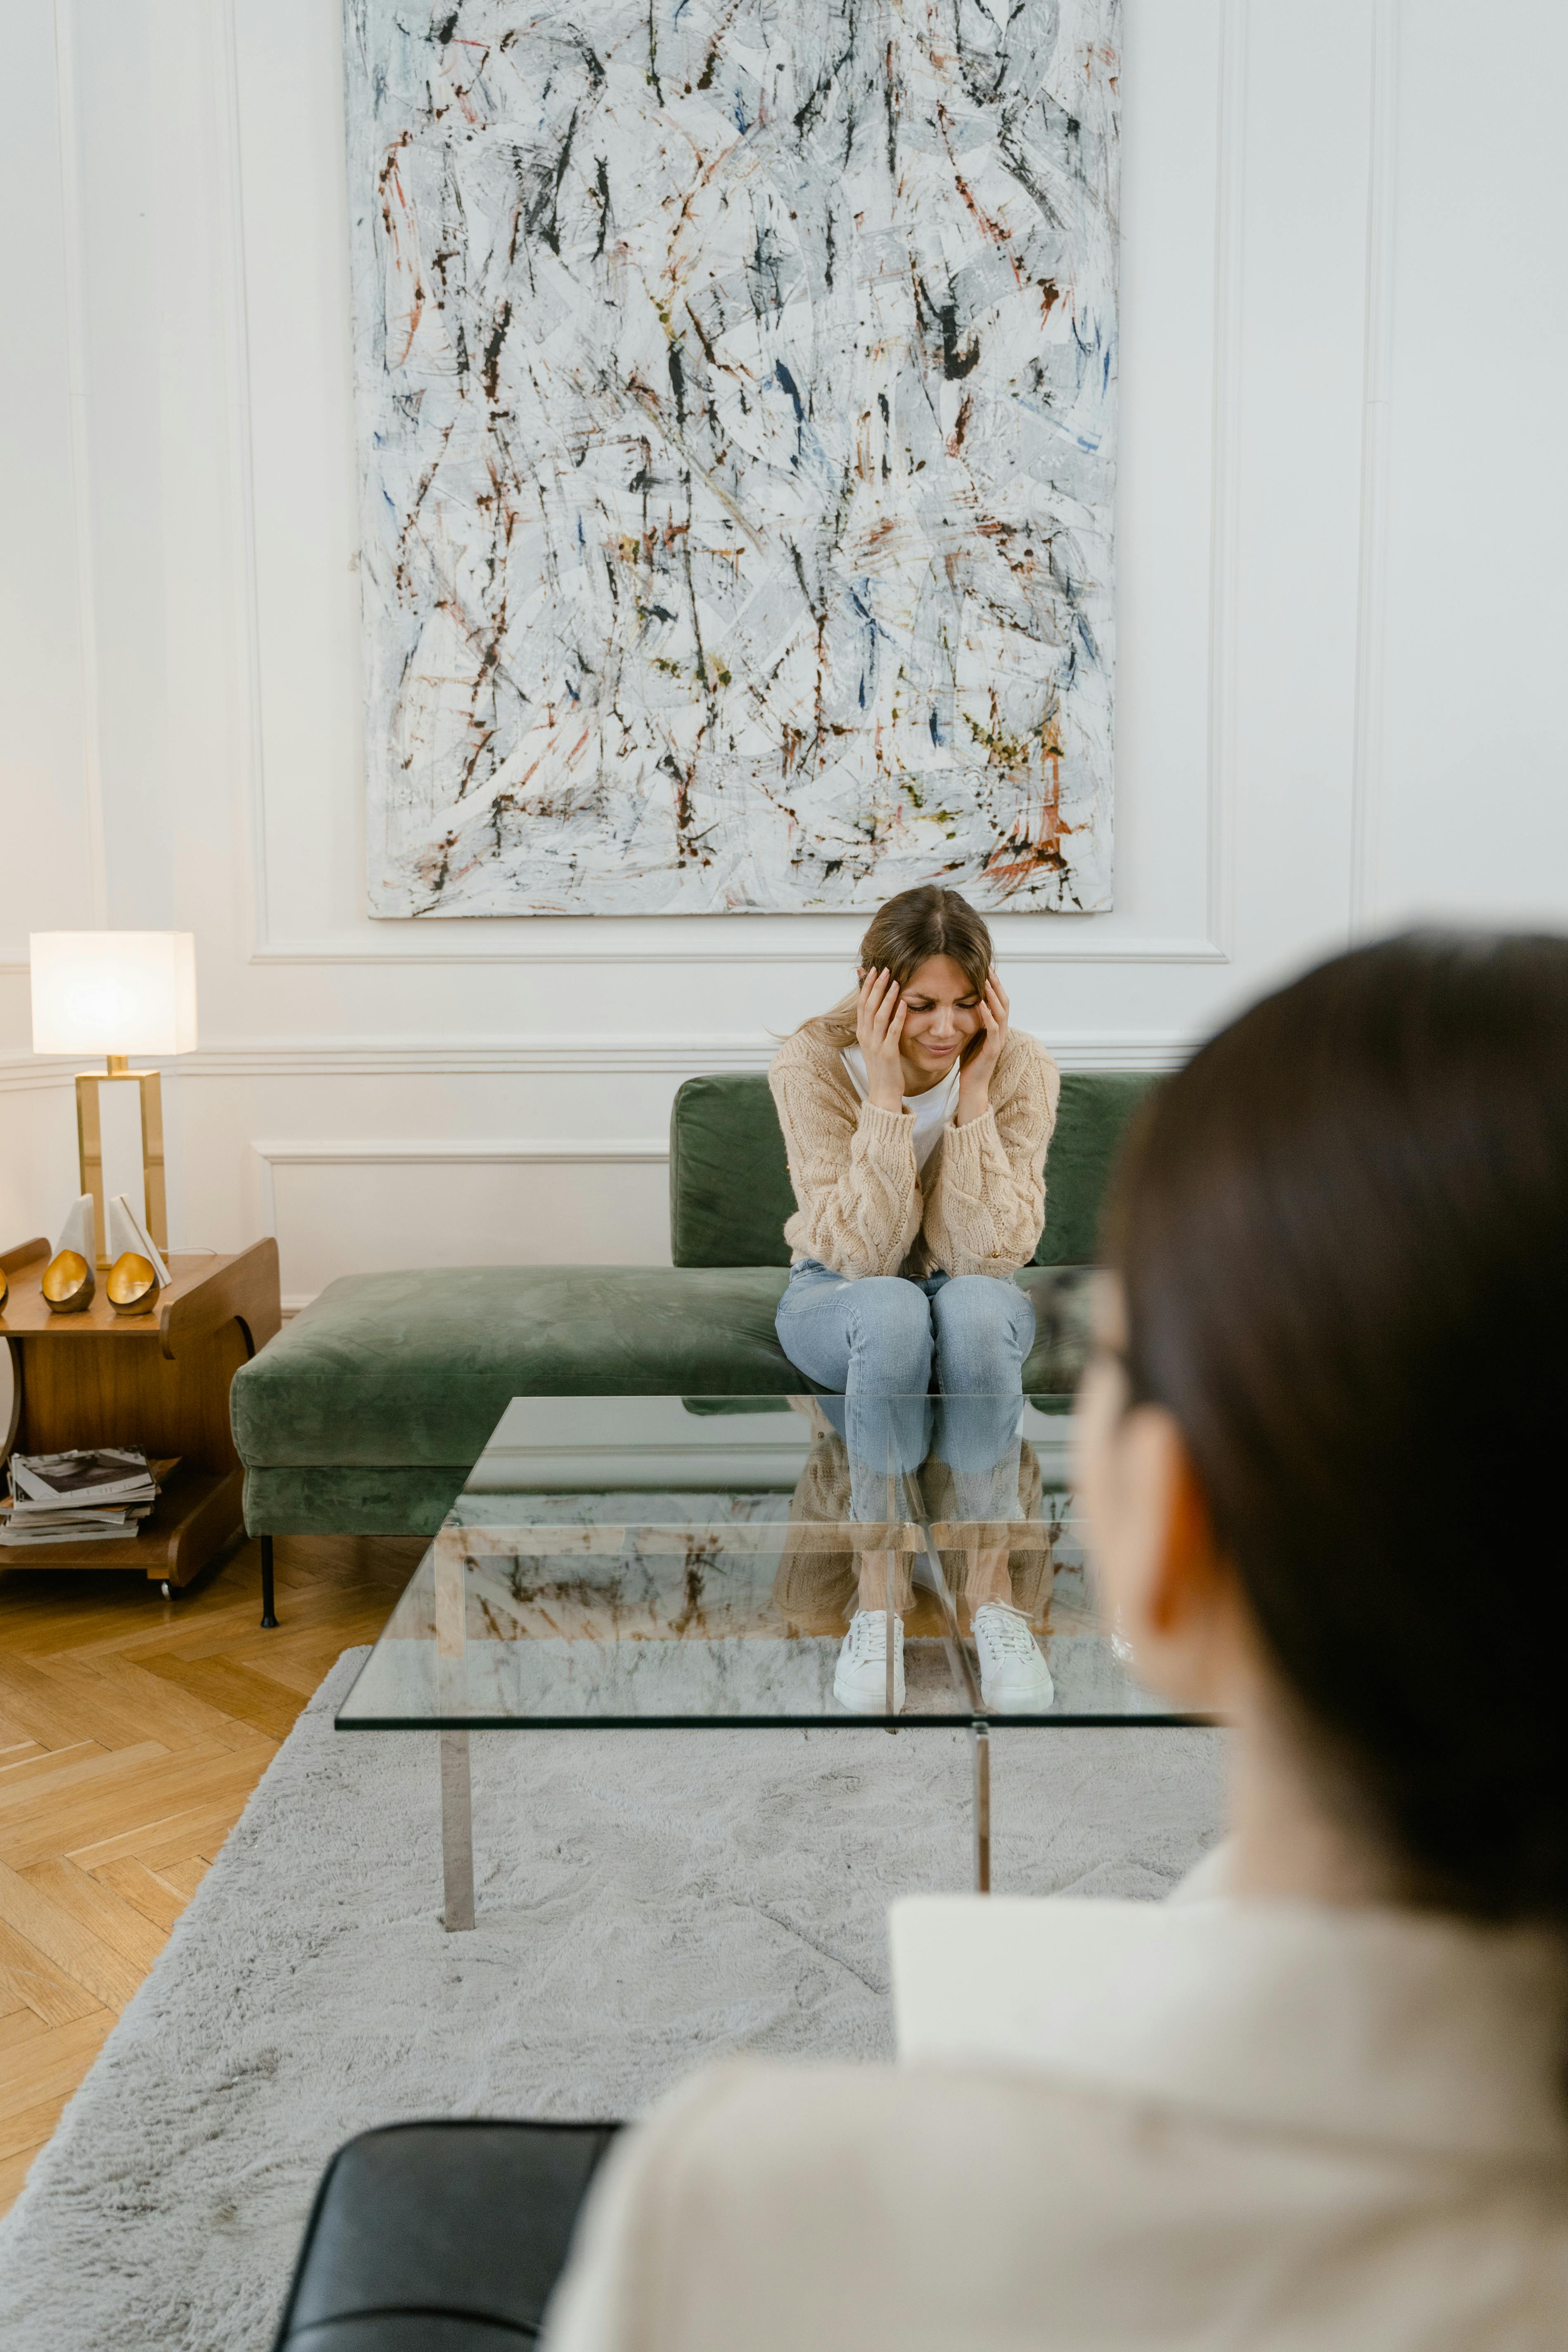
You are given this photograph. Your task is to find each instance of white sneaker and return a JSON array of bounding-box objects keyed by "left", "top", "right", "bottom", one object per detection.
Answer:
[
  {"left": 833, "top": 1610, "right": 906, "bottom": 1714},
  {"left": 972, "top": 1603, "right": 1054, "bottom": 1711}
]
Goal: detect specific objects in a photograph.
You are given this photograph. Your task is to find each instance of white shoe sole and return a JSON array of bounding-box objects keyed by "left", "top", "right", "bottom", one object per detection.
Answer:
[
  {"left": 833, "top": 1666, "right": 906, "bottom": 1714},
  {"left": 978, "top": 1665, "right": 1055, "bottom": 1713},
  {"left": 834, "top": 1615, "right": 906, "bottom": 1714}
]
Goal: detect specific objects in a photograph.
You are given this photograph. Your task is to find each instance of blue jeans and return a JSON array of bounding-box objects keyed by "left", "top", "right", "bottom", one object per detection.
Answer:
[{"left": 775, "top": 1263, "right": 1035, "bottom": 1525}]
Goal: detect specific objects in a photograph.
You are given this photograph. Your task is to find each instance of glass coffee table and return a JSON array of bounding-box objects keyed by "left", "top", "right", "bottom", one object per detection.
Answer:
[{"left": 337, "top": 1393, "right": 1201, "bottom": 1929}]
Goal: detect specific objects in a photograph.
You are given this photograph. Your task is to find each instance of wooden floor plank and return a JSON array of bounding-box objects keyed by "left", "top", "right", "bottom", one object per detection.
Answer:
[
  {"left": 0, "top": 1747, "right": 266, "bottom": 1871},
  {"left": 66, "top": 1793, "right": 262, "bottom": 1875},
  {"left": 0, "top": 1583, "right": 200, "bottom": 1661},
  {"left": 134, "top": 1809, "right": 252, "bottom": 1875},
  {"left": 0, "top": 1654, "right": 203, "bottom": 1759},
  {"left": 18, "top": 1654, "right": 249, "bottom": 1759},
  {"left": 230, "top": 1648, "right": 345, "bottom": 1701},
  {"left": 0, "top": 2093, "right": 74, "bottom": 2163},
  {"left": 21, "top": 1859, "right": 168, "bottom": 1975},
  {"left": 132, "top": 1655, "right": 305, "bottom": 1743},
  {"left": 220, "top": 1616, "right": 395, "bottom": 1693},
  {"left": 0, "top": 2010, "right": 114, "bottom": 2124},
  {"left": 0, "top": 1858, "right": 147, "bottom": 2010},
  {"left": 90, "top": 1857, "right": 189, "bottom": 1934},
  {"left": 32, "top": 1602, "right": 270, "bottom": 1666},
  {"left": 152, "top": 1856, "right": 210, "bottom": 1900},
  {"left": 69, "top": 1655, "right": 278, "bottom": 1755},
  {"left": 0, "top": 1918, "right": 105, "bottom": 2027},
  {"left": 0, "top": 2008, "right": 50, "bottom": 2053},
  {"left": 0, "top": 1742, "right": 170, "bottom": 1828},
  {"left": 149, "top": 1581, "right": 406, "bottom": 1668},
  {"left": 0, "top": 1663, "right": 124, "bottom": 1756},
  {"left": 75, "top": 1608, "right": 280, "bottom": 1668},
  {"left": 0, "top": 1968, "right": 33, "bottom": 2019},
  {"left": 0, "top": 1742, "right": 101, "bottom": 1789}
]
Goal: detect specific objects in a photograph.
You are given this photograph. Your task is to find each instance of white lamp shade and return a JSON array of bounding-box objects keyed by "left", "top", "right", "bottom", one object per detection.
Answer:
[{"left": 30, "top": 932, "right": 198, "bottom": 1057}]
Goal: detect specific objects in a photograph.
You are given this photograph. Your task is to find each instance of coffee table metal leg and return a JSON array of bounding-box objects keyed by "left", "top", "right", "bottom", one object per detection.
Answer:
[
  {"left": 440, "top": 1730, "right": 475, "bottom": 1932},
  {"left": 971, "top": 1721, "right": 991, "bottom": 1894}
]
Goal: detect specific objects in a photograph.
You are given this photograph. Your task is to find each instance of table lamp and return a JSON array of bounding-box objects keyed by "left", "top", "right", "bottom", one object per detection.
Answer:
[{"left": 30, "top": 932, "right": 197, "bottom": 1270}]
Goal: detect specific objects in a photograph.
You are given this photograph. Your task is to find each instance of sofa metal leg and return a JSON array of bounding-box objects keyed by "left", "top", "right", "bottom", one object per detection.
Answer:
[
  {"left": 440, "top": 1731, "right": 475, "bottom": 1931},
  {"left": 260, "top": 1534, "right": 279, "bottom": 1629}
]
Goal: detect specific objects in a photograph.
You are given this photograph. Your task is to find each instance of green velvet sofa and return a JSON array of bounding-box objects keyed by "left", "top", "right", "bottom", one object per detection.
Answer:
[{"left": 229, "top": 1070, "right": 1157, "bottom": 1541}]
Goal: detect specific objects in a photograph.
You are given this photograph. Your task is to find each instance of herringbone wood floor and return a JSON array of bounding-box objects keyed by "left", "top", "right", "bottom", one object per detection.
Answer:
[{"left": 0, "top": 1531, "right": 423, "bottom": 2216}]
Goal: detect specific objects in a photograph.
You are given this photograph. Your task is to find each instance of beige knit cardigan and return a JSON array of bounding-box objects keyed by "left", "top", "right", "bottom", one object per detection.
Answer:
[{"left": 768, "top": 1022, "right": 1061, "bottom": 1280}]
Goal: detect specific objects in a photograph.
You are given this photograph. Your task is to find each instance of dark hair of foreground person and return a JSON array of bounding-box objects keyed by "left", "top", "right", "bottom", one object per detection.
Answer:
[{"left": 1109, "top": 929, "right": 1568, "bottom": 1936}]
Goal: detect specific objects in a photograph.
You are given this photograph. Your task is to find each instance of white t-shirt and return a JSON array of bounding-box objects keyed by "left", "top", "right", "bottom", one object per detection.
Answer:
[{"left": 840, "top": 1047, "right": 959, "bottom": 1172}]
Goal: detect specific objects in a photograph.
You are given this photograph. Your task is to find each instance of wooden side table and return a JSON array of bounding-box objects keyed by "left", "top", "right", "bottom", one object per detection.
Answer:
[{"left": 0, "top": 1237, "right": 281, "bottom": 1622}]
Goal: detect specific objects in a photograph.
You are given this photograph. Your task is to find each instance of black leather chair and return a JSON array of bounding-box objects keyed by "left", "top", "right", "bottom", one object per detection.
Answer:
[{"left": 270, "top": 2119, "right": 621, "bottom": 2350}]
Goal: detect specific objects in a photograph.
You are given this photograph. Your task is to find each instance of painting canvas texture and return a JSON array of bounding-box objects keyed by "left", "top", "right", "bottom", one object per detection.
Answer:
[{"left": 346, "top": 0, "right": 1120, "bottom": 916}]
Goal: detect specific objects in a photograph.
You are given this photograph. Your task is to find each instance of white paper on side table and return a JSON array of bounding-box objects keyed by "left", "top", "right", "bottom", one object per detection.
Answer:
[
  {"left": 52, "top": 1194, "right": 96, "bottom": 1265},
  {"left": 108, "top": 1193, "right": 170, "bottom": 1286}
]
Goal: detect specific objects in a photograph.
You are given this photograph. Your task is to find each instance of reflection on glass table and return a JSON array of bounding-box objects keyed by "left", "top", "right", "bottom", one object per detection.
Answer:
[{"left": 337, "top": 1394, "right": 1208, "bottom": 1929}]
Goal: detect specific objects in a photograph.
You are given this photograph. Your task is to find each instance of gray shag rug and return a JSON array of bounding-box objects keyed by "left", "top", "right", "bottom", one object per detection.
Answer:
[{"left": 0, "top": 1649, "right": 1224, "bottom": 2352}]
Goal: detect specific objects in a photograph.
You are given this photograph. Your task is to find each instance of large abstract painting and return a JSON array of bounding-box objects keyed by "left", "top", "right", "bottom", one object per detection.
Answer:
[{"left": 346, "top": 0, "right": 1119, "bottom": 916}]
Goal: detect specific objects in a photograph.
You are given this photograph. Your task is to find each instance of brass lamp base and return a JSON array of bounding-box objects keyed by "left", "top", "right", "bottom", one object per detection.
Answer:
[{"left": 75, "top": 1058, "right": 168, "bottom": 1272}]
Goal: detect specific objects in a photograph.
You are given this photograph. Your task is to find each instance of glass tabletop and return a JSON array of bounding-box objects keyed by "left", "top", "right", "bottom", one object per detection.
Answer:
[{"left": 336, "top": 1393, "right": 1190, "bottom": 1730}]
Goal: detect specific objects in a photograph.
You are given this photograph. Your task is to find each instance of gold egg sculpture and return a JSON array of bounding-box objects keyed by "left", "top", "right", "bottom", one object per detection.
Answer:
[
  {"left": 0, "top": 1264, "right": 7, "bottom": 1314},
  {"left": 107, "top": 1252, "right": 161, "bottom": 1317},
  {"left": 42, "top": 1249, "right": 95, "bottom": 1313}
]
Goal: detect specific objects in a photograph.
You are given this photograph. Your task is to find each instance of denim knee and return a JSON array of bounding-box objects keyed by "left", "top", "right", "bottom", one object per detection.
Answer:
[
  {"left": 930, "top": 1275, "right": 1033, "bottom": 1386},
  {"left": 844, "top": 1277, "right": 934, "bottom": 1391}
]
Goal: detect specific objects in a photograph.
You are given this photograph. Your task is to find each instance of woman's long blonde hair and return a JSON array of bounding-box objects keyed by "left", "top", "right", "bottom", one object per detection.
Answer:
[{"left": 802, "top": 885, "right": 994, "bottom": 1061}]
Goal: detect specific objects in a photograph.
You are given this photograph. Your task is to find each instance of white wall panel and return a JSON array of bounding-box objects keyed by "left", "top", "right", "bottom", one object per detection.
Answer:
[
  {"left": 0, "top": 0, "right": 95, "bottom": 975},
  {"left": 255, "top": 1144, "right": 671, "bottom": 1305},
  {"left": 1222, "top": 1, "right": 1373, "bottom": 996},
  {"left": 0, "top": 1085, "right": 78, "bottom": 1256},
  {"left": 4, "top": 0, "right": 1567, "bottom": 1296},
  {"left": 70, "top": 0, "right": 176, "bottom": 930},
  {"left": 1370, "top": 0, "right": 1568, "bottom": 927}
]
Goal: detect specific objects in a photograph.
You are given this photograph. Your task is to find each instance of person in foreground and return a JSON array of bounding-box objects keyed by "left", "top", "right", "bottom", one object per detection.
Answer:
[
  {"left": 543, "top": 931, "right": 1568, "bottom": 2351},
  {"left": 769, "top": 883, "right": 1060, "bottom": 1714}
]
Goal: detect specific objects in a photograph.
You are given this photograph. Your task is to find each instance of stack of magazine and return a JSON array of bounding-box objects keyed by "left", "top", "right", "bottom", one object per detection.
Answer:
[{"left": 1, "top": 1449, "right": 163, "bottom": 1546}]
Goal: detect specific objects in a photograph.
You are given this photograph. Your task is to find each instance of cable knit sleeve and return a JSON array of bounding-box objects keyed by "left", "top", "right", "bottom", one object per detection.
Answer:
[
  {"left": 920, "top": 1035, "right": 1060, "bottom": 1278},
  {"left": 770, "top": 1034, "right": 922, "bottom": 1279}
]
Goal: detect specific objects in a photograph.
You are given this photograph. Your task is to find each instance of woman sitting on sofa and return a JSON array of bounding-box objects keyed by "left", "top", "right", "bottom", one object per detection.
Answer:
[
  {"left": 544, "top": 930, "right": 1568, "bottom": 2350},
  {"left": 769, "top": 882, "right": 1060, "bottom": 1715}
]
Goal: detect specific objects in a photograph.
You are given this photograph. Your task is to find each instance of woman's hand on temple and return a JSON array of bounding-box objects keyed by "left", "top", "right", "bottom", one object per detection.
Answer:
[
  {"left": 857, "top": 967, "right": 908, "bottom": 1113},
  {"left": 957, "top": 970, "right": 1009, "bottom": 1125}
]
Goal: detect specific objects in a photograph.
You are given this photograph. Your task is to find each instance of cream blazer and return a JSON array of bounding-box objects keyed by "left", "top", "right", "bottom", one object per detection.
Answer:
[{"left": 542, "top": 1859, "right": 1568, "bottom": 2350}]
